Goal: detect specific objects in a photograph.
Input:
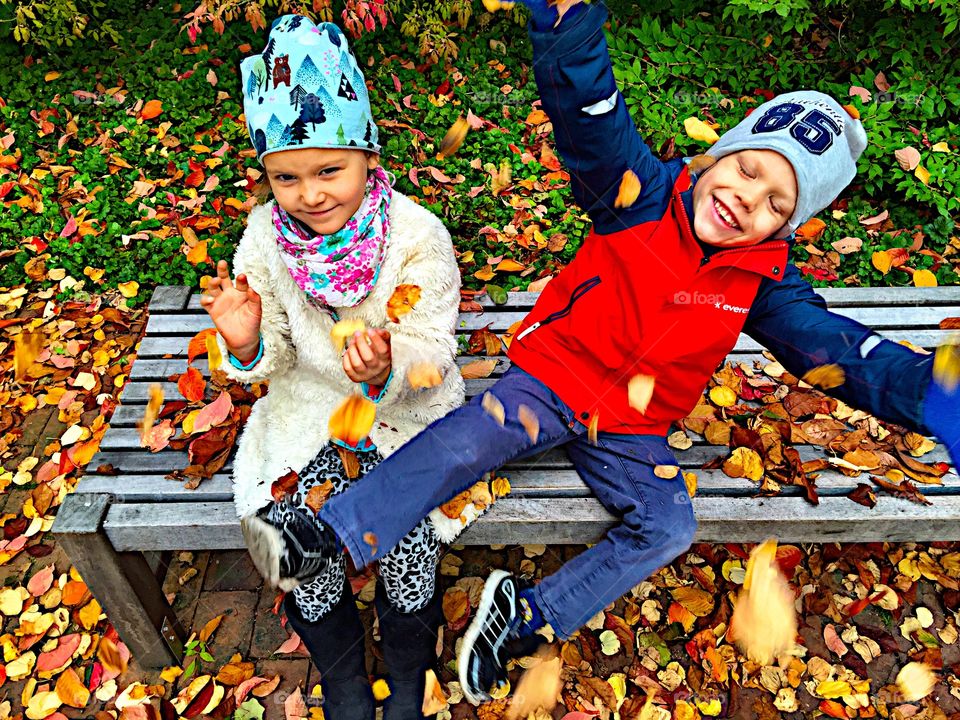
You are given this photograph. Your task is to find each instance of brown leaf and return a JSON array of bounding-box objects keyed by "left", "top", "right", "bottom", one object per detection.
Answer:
[
  {"left": 505, "top": 652, "right": 562, "bottom": 719},
  {"left": 386, "top": 284, "right": 422, "bottom": 323},
  {"left": 437, "top": 116, "right": 469, "bottom": 159},
  {"left": 336, "top": 446, "right": 360, "bottom": 479},
  {"left": 468, "top": 326, "right": 502, "bottom": 356},
  {"left": 442, "top": 587, "right": 469, "bottom": 626},
  {"left": 216, "top": 660, "right": 255, "bottom": 686},
  {"left": 847, "top": 483, "right": 877, "bottom": 508},
  {"left": 304, "top": 481, "right": 334, "bottom": 514},
  {"left": 14, "top": 330, "right": 44, "bottom": 381},
  {"left": 460, "top": 359, "right": 498, "bottom": 379}
]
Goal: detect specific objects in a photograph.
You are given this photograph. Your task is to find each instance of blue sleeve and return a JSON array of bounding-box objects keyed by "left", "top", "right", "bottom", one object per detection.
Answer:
[
  {"left": 527, "top": 1, "right": 673, "bottom": 234},
  {"left": 743, "top": 264, "right": 935, "bottom": 434}
]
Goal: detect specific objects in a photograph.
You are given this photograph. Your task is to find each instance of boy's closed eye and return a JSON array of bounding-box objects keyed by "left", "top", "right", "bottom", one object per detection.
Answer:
[{"left": 738, "top": 161, "right": 785, "bottom": 216}]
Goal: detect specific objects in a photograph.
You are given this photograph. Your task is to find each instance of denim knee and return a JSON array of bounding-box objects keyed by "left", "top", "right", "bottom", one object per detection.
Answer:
[{"left": 644, "top": 495, "right": 697, "bottom": 561}]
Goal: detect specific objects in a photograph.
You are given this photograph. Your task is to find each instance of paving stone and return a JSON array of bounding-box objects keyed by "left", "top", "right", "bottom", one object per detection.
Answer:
[
  {"left": 249, "top": 585, "right": 291, "bottom": 659},
  {"left": 162, "top": 550, "right": 211, "bottom": 632},
  {"left": 249, "top": 657, "right": 314, "bottom": 720},
  {"left": 2, "top": 405, "right": 55, "bottom": 471},
  {"left": 203, "top": 549, "right": 262, "bottom": 592},
  {"left": 189, "top": 590, "right": 258, "bottom": 666}
]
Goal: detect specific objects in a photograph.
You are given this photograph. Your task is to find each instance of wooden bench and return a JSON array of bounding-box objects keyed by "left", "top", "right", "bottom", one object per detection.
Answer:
[{"left": 53, "top": 284, "right": 960, "bottom": 668}]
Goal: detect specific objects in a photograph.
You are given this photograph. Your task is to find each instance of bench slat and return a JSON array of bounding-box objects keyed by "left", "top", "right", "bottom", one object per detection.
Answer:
[
  {"left": 145, "top": 305, "right": 960, "bottom": 338},
  {"left": 102, "top": 494, "right": 960, "bottom": 551}
]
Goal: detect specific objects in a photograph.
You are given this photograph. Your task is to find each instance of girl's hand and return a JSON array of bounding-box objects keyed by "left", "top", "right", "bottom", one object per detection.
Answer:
[
  {"left": 199, "top": 260, "right": 263, "bottom": 362},
  {"left": 342, "top": 329, "right": 392, "bottom": 385}
]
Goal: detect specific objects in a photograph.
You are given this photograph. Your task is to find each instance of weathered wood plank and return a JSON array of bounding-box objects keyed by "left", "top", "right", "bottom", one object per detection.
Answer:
[
  {"left": 146, "top": 305, "right": 960, "bottom": 339},
  {"left": 102, "top": 494, "right": 960, "bottom": 550},
  {"left": 176, "top": 286, "right": 960, "bottom": 314},
  {"left": 74, "top": 473, "right": 235, "bottom": 501},
  {"left": 52, "top": 494, "right": 185, "bottom": 667},
  {"left": 149, "top": 286, "right": 191, "bottom": 312}
]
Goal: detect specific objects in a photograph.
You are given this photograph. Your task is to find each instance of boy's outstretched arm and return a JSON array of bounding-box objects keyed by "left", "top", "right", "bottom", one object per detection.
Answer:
[
  {"left": 743, "top": 265, "right": 959, "bottom": 470},
  {"left": 526, "top": 0, "right": 672, "bottom": 234}
]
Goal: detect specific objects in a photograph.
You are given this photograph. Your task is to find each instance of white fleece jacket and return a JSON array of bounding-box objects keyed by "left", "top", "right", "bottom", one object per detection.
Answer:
[{"left": 218, "top": 195, "right": 472, "bottom": 542}]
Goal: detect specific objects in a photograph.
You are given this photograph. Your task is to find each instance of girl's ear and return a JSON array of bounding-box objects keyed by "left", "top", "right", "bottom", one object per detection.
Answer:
[{"left": 366, "top": 152, "right": 380, "bottom": 172}]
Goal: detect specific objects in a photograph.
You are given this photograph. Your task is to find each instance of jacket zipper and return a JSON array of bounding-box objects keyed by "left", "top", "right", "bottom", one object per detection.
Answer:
[{"left": 516, "top": 275, "right": 602, "bottom": 342}]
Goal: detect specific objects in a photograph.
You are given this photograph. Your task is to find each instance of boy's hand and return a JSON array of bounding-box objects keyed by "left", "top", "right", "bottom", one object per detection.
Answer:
[{"left": 342, "top": 329, "right": 392, "bottom": 386}]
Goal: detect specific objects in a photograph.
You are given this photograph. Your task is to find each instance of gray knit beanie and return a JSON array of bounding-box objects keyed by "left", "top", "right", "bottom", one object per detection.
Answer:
[{"left": 706, "top": 91, "right": 867, "bottom": 236}]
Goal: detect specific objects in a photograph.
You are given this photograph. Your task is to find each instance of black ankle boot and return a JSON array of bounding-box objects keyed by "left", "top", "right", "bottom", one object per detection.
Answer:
[
  {"left": 283, "top": 579, "right": 375, "bottom": 720},
  {"left": 375, "top": 581, "right": 443, "bottom": 720}
]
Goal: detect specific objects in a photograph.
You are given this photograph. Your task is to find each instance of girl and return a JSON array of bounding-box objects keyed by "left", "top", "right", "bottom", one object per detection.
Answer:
[{"left": 200, "top": 15, "right": 468, "bottom": 719}]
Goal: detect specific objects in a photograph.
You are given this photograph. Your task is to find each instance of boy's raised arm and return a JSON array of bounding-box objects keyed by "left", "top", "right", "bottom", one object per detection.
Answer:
[{"left": 528, "top": 1, "right": 671, "bottom": 234}]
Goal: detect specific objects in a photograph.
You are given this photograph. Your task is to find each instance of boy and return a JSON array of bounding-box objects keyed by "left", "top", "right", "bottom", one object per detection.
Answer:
[{"left": 248, "top": 0, "right": 960, "bottom": 707}]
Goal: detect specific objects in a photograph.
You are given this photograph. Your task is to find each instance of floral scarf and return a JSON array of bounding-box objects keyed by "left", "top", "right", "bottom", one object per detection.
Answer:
[{"left": 273, "top": 165, "right": 393, "bottom": 308}]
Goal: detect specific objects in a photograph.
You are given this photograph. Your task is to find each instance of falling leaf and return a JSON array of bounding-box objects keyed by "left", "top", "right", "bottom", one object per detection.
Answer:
[
  {"left": 97, "top": 636, "right": 128, "bottom": 675},
  {"left": 438, "top": 116, "right": 469, "bottom": 159},
  {"left": 138, "top": 384, "right": 164, "bottom": 446},
  {"left": 802, "top": 364, "right": 845, "bottom": 390},
  {"left": 482, "top": 392, "right": 506, "bottom": 425},
  {"left": 330, "top": 318, "right": 366, "bottom": 352},
  {"left": 117, "top": 280, "right": 139, "bottom": 298},
  {"left": 407, "top": 363, "right": 442, "bottom": 389},
  {"left": 897, "top": 662, "right": 937, "bottom": 701},
  {"left": 518, "top": 404, "right": 539, "bottom": 443},
  {"left": 933, "top": 341, "right": 960, "bottom": 392},
  {"left": 709, "top": 386, "right": 737, "bottom": 407},
  {"left": 140, "top": 100, "right": 163, "bottom": 119},
  {"left": 14, "top": 331, "right": 44, "bottom": 381},
  {"left": 730, "top": 539, "right": 797, "bottom": 665},
  {"left": 362, "top": 532, "right": 378, "bottom": 555},
  {"left": 628, "top": 374, "right": 655, "bottom": 414},
  {"left": 506, "top": 653, "right": 562, "bottom": 719},
  {"left": 587, "top": 412, "right": 599, "bottom": 445},
  {"left": 329, "top": 394, "right": 376, "bottom": 446},
  {"left": 372, "top": 679, "right": 391, "bottom": 701},
  {"left": 913, "top": 269, "right": 937, "bottom": 287},
  {"left": 422, "top": 669, "right": 448, "bottom": 715},
  {"left": 442, "top": 587, "right": 469, "bottom": 625},
  {"left": 386, "top": 284, "right": 422, "bottom": 322},
  {"left": 684, "top": 117, "right": 720, "bottom": 144},
  {"left": 491, "top": 158, "right": 512, "bottom": 195},
  {"left": 205, "top": 333, "right": 222, "bottom": 371},
  {"left": 614, "top": 170, "right": 642, "bottom": 208},
  {"left": 895, "top": 146, "right": 921, "bottom": 171}
]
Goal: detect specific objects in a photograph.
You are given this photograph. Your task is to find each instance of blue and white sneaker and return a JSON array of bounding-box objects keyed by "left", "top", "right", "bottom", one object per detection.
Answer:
[
  {"left": 241, "top": 503, "right": 341, "bottom": 592},
  {"left": 458, "top": 570, "right": 543, "bottom": 705}
]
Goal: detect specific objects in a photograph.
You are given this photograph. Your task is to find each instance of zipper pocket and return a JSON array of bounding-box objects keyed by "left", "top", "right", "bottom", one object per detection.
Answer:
[{"left": 516, "top": 275, "right": 602, "bottom": 342}]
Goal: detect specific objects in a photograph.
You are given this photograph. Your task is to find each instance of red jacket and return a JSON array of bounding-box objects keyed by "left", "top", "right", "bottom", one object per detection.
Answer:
[{"left": 509, "top": 167, "right": 789, "bottom": 435}]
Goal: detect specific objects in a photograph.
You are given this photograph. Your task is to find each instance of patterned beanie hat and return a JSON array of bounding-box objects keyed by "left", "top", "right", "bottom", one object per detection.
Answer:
[
  {"left": 706, "top": 91, "right": 867, "bottom": 236},
  {"left": 240, "top": 15, "right": 380, "bottom": 163}
]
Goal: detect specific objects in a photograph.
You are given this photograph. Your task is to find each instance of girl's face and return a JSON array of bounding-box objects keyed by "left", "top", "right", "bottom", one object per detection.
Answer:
[
  {"left": 691, "top": 149, "right": 798, "bottom": 248},
  {"left": 263, "top": 148, "right": 380, "bottom": 235}
]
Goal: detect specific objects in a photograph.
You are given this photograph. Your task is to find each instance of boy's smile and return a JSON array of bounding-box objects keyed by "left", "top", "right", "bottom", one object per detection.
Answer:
[{"left": 691, "top": 149, "right": 798, "bottom": 248}]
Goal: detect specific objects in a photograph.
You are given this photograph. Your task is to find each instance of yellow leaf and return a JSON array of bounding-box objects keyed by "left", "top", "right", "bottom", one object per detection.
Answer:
[
  {"left": 14, "top": 331, "right": 44, "bottom": 382},
  {"left": 160, "top": 666, "right": 183, "bottom": 683},
  {"left": 26, "top": 690, "right": 61, "bottom": 719},
  {"left": 481, "top": 392, "right": 505, "bottom": 426},
  {"left": 407, "top": 362, "right": 442, "bottom": 389},
  {"left": 802, "top": 363, "right": 846, "bottom": 390},
  {"left": 437, "top": 116, "right": 469, "bottom": 159},
  {"left": 896, "top": 662, "right": 937, "bottom": 701},
  {"left": 731, "top": 539, "right": 797, "bottom": 666},
  {"left": 614, "top": 169, "right": 642, "bottom": 209},
  {"left": 913, "top": 269, "right": 937, "bottom": 287},
  {"left": 491, "top": 476, "right": 511, "bottom": 497},
  {"left": 684, "top": 117, "right": 720, "bottom": 144},
  {"left": 654, "top": 464, "right": 680, "bottom": 479},
  {"left": 422, "top": 669, "right": 448, "bottom": 715},
  {"left": 915, "top": 165, "right": 931, "bottom": 185},
  {"left": 932, "top": 142, "right": 950, "bottom": 153},
  {"left": 55, "top": 667, "right": 90, "bottom": 708},
  {"left": 372, "top": 679, "right": 391, "bottom": 701},
  {"left": 44, "top": 71, "right": 61, "bottom": 82},
  {"left": 329, "top": 394, "right": 376, "bottom": 446},
  {"left": 722, "top": 447, "right": 764, "bottom": 482},
  {"left": 671, "top": 586, "right": 714, "bottom": 617},
  {"left": 199, "top": 614, "right": 224, "bottom": 643},
  {"left": 186, "top": 240, "right": 209, "bottom": 266},
  {"left": 117, "top": 280, "right": 139, "bottom": 298},
  {"left": 518, "top": 404, "right": 539, "bottom": 443},
  {"left": 628, "top": 374, "right": 655, "bottom": 414},
  {"left": 386, "top": 284, "right": 422, "bottom": 323},
  {"left": 473, "top": 264, "right": 496, "bottom": 282},
  {"left": 138, "top": 384, "right": 164, "bottom": 446},
  {"left": 697, "top": 698, "right": 722, "bottom": 716},
  {"left": 495, "top": 259, "right": 525, "bottom": 272},
  {"left": 205, "top": 333, "right": 222, "bottom": 372},
  {"left": 78, "top": 598, "right": 102, "bottom": 630},
  {"left": 97, "top": 635, "right": 127, "bottom": 675},
  {"left": 816, "top": 680, "right": 853, "bottom": 699},
  {"left": 330, "top": 318, "right": 366, "bottom": 352},
  {"left": 684, "top": 471, "right": 697, "bottom": 498},
  {"left": 872, "top": 250, "right": 893, "bottom": 275},
  {"left": 933, "top": 341, "right": 960, "bottom": 392},
  {"left": 709, "top": 385, "right": 737, "bottom": 407}
]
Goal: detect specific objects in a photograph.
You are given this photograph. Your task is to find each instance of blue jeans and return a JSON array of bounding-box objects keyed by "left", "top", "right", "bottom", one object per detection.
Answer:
[{"left": 318, "top": 365, "right": 697, "bottom": 638}]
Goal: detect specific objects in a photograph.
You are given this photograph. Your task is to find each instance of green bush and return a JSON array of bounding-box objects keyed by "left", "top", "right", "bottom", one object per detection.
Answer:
[{"left": 1, "top": 0, "right": 122, "bottom": 47}]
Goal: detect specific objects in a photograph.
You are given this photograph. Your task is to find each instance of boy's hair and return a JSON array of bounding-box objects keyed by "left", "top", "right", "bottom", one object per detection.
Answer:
[{"left": 705, "top": 91, "right": 867, "bottom": 237}]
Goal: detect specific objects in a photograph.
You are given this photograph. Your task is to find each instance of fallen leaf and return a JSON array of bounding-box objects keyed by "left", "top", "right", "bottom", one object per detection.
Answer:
[
  {"left": 55, "top": 667, "right": 90, "bottom": 708},
  {"left": 722, "top": 447, "right": 764, "bottom": 482},
  {"left": 684, "top": 117, "right": 720, "bottom": 144},
  {"left": 140, "top": 100, "right": 163, "bottom": 119},
  {"left": 913, "top": 269, "right": 937, "bottom": 287},
  {"left": 304, "top": 481, "right": 334, "bottom": 514},
  {"left": 117, "top": 280, "right": 139, "bottom": 298},
  {"left": 628, "top": 374, "right": 655, "bottom": 414},
  {"left": 178, "top": 366, "right": 206, "bottom": 402},
  {"left": 14, "top": 331, "right": 44, "bottom": 381},
  {"left": 460, "top": 359, "right": 498, "bottom": 379},
  {"left": 192, "top": 390, "right": 233, "bottom": 434},
  {"left": 97, "top": 636, "right": 128, "bottom": 675},
  {"left": 438, "top": 116, "right": 469, "bottom": 159},
  {"left": 709, "top": 386, "right": 737, "bottom": 407}
]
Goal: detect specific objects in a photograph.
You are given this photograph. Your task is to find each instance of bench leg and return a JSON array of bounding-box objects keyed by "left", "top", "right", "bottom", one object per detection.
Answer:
[{"left": 54, "top": 493, "right": 187, "bottom": 669}]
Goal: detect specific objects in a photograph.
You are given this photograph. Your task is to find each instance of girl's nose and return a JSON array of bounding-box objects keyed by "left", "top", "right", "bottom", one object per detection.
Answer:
[{"left": 301, "top": 181, "right": 325, "bottom": 208}]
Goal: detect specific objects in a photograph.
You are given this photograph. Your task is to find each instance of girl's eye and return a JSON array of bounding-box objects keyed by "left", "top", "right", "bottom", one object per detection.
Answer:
[
  {"left": 738, "top": 163, "right": 753, "bottom": 178},
  {"left": 277, "top": 174, "right": 296, "bottom": 182},
  {"left": 320, "top": 167, "right": 340, "bottom": 176}
]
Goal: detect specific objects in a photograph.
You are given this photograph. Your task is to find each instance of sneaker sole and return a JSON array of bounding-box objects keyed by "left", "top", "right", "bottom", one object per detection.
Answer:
[
  {"left": 240, "top": 513, "right": 285, "bottom": 589},
  {"left": 457, "top": 568, "right": 511, "bottom": 705}
]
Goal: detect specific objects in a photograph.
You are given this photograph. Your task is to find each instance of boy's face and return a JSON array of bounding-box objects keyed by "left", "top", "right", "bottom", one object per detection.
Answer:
[
  {"left": 264, "top": 147, "right": 379, "bottom": 235},
  {"left": 691, "top": 149, "right": 798, "bottom": 248}
]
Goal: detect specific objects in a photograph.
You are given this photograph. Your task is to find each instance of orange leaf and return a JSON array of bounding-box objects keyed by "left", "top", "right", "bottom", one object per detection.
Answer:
[
  {"left": 138, "top": 384, "right": 165, "bottom": 446},
  {"left": 304, "top": 480, "right": 334, "bottom": 514},
  {"left": 329, "top": 394, "right": 376, "bottom": 446},
  {"left": 442, "top": 587, "right": 469, "bottom": 625},
  {"left": 818, "top": 700, "right": 848, "bottom": 719},
  {"left": 140, "top": 100, "right": 163, "bottom": 119},
  {"left": 386, "top": 284, "right": 422, "bottom": 323},
  {"left": 178, "top": 366, "right": 206, "bottom": 403},
  {"left": 61, "top": 580, "right": 89, "bottom": 606},
  {"left": 518, "top": 404, "right": 539, "bottom": 443},
  {"left": 14, "top": 330, "right": 44, "bottom": 382},
  {"left": 186, "top": 240, "right": 209, "bottom": 266},
  {"left": 438, "top": 116, "right": 469, "bottom": 159},
  {"left": 188, "top": 328, "right": 218, "bottom": 363},
  {"left": 271, "top": 469, "right": 300, "bottom": 503},
  {"left": 199, "top": 613, "right": 224, "bottom": 643},
  {"left": 614, "top": 169, "right": 642, "bottom": 209},
  {"left": 795, "top": 218, "right": 827, "bottom": 241},
  {"left": 495, "top": 259, "right": 525, "bottom": 272},
  {"left": 55, "top": 666, "right": 90, "bottom": 708},
  {"left": 841, "top": 104, "right": 860, "bottom": 120},
  {"left": 97, "top": 635, "right": 128, "bottom": 675},
  {"left": 473, "top": 265, "right": 495, "bottom": 282},
  {"left": 407, "top": 362, "right": 442, "bottom": 389}
]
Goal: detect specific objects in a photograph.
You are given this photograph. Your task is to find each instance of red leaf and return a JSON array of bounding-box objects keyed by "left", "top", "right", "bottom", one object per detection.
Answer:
[{"left": 178, "top": 366, "right": 206, "bottom": 403}]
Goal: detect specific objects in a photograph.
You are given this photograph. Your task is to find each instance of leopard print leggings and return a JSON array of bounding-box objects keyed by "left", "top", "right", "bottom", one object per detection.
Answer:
[{"left": 267, "top": 443, "right": 441, "bottom": 622}]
